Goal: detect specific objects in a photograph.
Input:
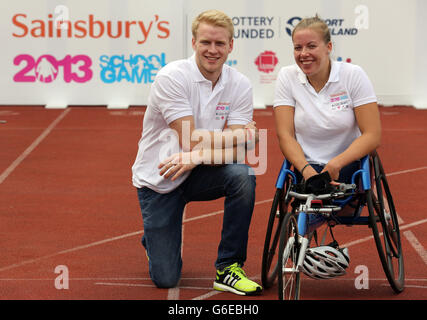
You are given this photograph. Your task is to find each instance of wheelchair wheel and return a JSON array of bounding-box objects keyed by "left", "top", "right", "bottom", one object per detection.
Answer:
[
  {"left": 277, "top": 213, "right": 301, "bottom": 300},
  {"left": 261, "top": 188, "right": 287, "bottom": 288},
  {"left": 367, "top": 153, "right": 404, "bottom": 293}
]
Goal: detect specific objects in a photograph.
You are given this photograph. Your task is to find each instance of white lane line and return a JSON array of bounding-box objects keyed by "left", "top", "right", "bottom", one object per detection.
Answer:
[
  {"left": 342, "top": 218, "right": 427, "bottom": 248},
  {"left": 182, "top": 199, "right": 272, "bottom": 224},
  {"left": 95, "top": 282, "right": 212, "bottom": 290},
  {"left": 167, "top": 207, "right": 187, "bottom": 300},
  {"left": 403, "top": 230, "right": 427, "bottom": 265},
  {"left": 0, "top": 230, "right": 143, "bottom": 273},
  {"left": 0, "top": 199, "right": 273, "bottom": 273},
  {"left": 0, "top": 109, "right": 71, "bottom": 185},
  {"left": 387, "top": 166, "right": 427, "bottom": 177},
  {"left": 0, "top": 164, "right": 425, "bottom": 278}
]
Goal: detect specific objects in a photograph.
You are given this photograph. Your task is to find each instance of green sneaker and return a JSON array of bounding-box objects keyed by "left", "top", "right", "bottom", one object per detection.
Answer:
[{"left": 213, "top": 263, "right": 262, "bottom": 296}]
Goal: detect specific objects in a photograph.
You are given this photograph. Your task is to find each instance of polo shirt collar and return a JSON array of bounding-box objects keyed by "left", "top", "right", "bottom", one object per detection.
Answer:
[
  {"left": 188, "top": 54, "right": 228, "bottom": 88},
  {"left": 296, "top": 59, "right": 341, "bottom": 84}
]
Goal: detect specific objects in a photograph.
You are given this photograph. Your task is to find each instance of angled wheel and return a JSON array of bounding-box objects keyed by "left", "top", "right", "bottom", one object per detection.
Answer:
[
  {"left": 277, "top": 213, "right": 301, "bottom": 300},
  {"left": 261, "top": 174, "right": 293, "bottom": 288},
  {"left": 261, "top": 188, "right": 287, "bottom": 288},
  {"left": 367, "top": 153, "right": 404, "bottom": 293}
]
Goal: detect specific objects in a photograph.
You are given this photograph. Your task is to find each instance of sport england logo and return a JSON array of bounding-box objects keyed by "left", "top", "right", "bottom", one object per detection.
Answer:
[
  {"left": 99, "top": 53, "right": 166, "bottom": 84},
  {"left": 13, "top": 54, "right": 92, "bottom": 83},
  {"left": 254, "top": 51, "right": 278, "bottom": 73},
  {"left": 285, "top": 16, "right": 359, "bottom": 37},
  {"left": 285, "top": 17, "right": 301, "bottom": 36}
]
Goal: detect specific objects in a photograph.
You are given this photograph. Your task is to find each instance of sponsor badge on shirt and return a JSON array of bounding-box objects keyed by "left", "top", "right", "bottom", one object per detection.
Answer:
[
  {"left": 215, "top": 102, "right": 230, "bottom": 120},
  {"left": 329, "top": 91, "right": 350, "bottom": 111}
]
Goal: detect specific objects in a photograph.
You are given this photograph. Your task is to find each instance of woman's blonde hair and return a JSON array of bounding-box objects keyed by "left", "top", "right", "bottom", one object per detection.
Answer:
[
  {"left": 191, "top": 10, "right": 234, "bottom": 40},
  {"left": 292, "top": 14, "right": 331, "bottom": 44}
]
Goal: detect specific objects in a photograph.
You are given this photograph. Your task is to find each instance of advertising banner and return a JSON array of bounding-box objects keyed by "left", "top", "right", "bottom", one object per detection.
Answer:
[
  {"left": 185, "top": 0, "right": 425, "bottom": 109},
  {"left": 1, "top": 0, "right": 426, "bottom": 109},
  {"left": 1, "top": 0, "right": 184, "bottom": 107}
]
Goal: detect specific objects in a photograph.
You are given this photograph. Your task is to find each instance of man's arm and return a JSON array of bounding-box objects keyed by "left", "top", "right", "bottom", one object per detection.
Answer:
[
  {"left": 159, "top": 120, "right": 258, "bottom": 181},
  {"left": 168, "top": 116, "right": 257, "bottom": 152}
]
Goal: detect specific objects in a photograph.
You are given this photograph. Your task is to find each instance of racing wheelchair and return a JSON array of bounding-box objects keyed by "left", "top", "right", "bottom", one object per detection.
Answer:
[{"left": 261, "top": 151, "right": 404, "bottom": 299}]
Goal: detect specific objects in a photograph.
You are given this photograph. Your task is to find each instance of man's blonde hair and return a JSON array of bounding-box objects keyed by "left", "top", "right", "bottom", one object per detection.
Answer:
[{"left": 191, "top": 10, "right": 234, "bottom": 40}]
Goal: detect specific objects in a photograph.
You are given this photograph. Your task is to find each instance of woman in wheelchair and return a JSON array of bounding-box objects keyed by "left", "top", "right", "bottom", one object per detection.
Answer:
[
  {"left": 273, "top": 15, "right": 381, "bottom": 251},
  {"left": 266, "top": 15, "right": 404, "bottom": 298},
  {"left": 273, "top": 15, "right": 381, "bottom": 183}
]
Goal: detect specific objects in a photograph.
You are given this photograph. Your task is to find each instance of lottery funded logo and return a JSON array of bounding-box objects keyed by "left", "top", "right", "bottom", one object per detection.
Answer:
[
  {"left": 254, "top": 50, "right": 278, "bottom": 74},
  {"left": 99, "top": 53, "right": 166, "bottom": 84},
  {"left": 254, "top": 50, "right": 279, "bottom": 84}
]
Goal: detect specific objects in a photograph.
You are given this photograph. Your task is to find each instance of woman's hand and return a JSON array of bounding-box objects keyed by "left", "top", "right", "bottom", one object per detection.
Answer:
[
  {"left": 302, "top": 165, "right": 318, "bottom": 181},
  {"left": 321, "top": 159, "right": 342, "bottom": 185}
]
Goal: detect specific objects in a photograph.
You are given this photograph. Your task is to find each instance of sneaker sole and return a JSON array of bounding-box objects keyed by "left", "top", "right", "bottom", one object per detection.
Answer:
[{"left": 213, "top": 281, "right": 262, "bottom": 296}]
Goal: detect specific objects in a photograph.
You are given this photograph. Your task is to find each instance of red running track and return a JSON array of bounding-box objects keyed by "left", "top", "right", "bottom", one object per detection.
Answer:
[{"left": 0, "top": 105, "right": 426, "bottom": 300}]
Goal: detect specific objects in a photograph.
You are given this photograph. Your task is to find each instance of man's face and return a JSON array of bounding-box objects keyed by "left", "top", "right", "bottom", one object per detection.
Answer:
[{"left": 192, "top": 22, "right": 233, "bottom": 83}]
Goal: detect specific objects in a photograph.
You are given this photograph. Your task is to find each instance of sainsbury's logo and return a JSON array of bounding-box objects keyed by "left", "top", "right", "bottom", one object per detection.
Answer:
[{"left": 12, "top": 13, "right": 170, "bottom": 44}]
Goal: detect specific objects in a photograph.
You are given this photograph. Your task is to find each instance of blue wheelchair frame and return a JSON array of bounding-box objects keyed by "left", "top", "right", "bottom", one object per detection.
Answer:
[
  {"left": 268, "top": 152, "right": 404, "bottom": 298},
  {"left": 275, "top": 155, "right": 371, "bottom": 237}
]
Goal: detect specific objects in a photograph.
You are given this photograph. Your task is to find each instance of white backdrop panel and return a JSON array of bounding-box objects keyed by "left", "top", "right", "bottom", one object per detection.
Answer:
[
  {"left": 1, "top": 0, "right": 426, "bottom": 108},
  {"left": 1, "top": 0, "right": 184, "bottom": 106}
]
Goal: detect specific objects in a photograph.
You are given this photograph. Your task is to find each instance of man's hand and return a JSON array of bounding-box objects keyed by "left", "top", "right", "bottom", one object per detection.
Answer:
[
  {"left": 158, "top": 150, "right": 201, "bottom": 181},
  {"left": 244, "top": 121, "right": 259, "bottom": 145}
]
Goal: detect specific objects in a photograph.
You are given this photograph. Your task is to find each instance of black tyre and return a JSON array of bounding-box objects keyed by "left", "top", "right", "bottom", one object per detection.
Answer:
[
  {"left": 277, "top": 213, "right": 301, "bottom": 300},
  {"left": 261, "top": 188, "right": 287, "bottom": 288},
  {"left": 367, "top": 153, "right": 404, "bottom": 293}
]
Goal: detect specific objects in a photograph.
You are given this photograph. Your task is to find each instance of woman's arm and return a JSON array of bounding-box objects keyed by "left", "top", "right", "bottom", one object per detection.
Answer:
[
  {"left": 321, "top": 102, "right": 381, "bottom": 180},
  {"left": 274, "top": 105, "right": 318, "bottom": 180}
]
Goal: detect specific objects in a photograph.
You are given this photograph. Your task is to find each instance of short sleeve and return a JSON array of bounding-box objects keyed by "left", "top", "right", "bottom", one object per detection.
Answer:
[
  {"left": 150, "top": 74, "right": 193, "bottom": 124},
  {"left": 273, "top": 67, "right": 296, "bottom": 108},
  {"left": 349, "top": 65, "right": 377, "bottom": 107},
  {"left": 227, "top": 75, "right": 253, "bottom": 126}
]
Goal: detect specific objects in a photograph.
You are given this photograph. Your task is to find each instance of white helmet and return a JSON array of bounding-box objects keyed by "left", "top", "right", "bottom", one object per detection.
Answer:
[{"left": 301, "top": 246, "right": 350, "bottom": 280}]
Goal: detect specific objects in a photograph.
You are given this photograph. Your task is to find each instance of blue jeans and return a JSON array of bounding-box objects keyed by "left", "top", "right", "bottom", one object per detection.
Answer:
[{"left": 136, "top": 164, "right": 256, "bottom": 288}]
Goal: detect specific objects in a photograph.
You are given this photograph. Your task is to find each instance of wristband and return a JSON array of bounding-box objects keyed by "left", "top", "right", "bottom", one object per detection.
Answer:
[{"left": 300, "top": 163, "right": 310, "bottom": 175}]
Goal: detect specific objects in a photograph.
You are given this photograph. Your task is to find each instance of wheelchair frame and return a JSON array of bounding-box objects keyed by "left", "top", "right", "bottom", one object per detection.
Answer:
[{"left": 261, "top": 151, "right": 405, "bottom": 300}]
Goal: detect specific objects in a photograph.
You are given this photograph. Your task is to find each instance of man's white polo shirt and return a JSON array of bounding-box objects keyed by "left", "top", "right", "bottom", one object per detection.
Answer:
[
  {"left": 273, "top": 61, "right": 377, "bottom": 165},
  {"left": 132, "top": 55, "right": 253, "bottom": 193}
]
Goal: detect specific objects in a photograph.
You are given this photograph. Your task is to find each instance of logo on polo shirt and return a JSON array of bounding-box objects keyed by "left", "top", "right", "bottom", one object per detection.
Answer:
[
  {"left": 330, "top": 91, "right": 350, "bottom": 111},
  {"left": 215, "top": 102, "right": 230, "bottom": 120},
  {"left": 254, "top": 51, "right": 278, "bottom": 73}
]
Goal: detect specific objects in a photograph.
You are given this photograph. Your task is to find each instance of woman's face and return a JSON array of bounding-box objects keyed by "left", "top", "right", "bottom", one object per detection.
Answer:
[{"left": 292, "top": 28, "right": 332, "bottom": 79}]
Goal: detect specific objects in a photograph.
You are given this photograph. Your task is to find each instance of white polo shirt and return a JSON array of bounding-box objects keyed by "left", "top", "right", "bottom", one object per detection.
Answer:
[
  {"left": 273, "top": 61, "right": 377, "bottom": 165},
  {"left": 132, "top": 54, "right": 253, "bottom": 193}
]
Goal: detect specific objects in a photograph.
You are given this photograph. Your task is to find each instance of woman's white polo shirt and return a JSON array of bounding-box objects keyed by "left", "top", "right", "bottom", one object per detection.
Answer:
[{"left": 273, "top": 61, "right": 377, "bottom": 165}]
